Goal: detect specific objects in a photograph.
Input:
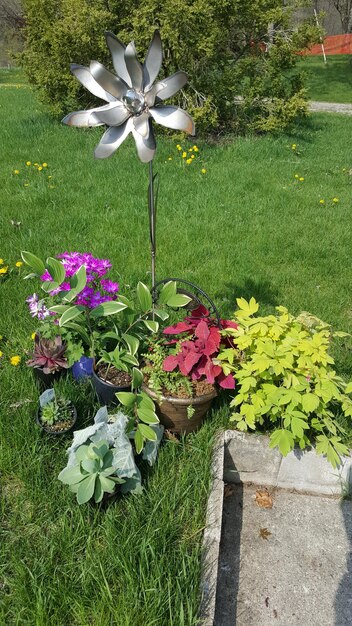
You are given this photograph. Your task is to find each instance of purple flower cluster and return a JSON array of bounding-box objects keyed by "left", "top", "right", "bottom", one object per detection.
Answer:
[
  {"left": 26, "top": 293, "right": 51, "bottom": 321},
  {"left": 40, "top": 252, "right": 119, "bottom": 309}
]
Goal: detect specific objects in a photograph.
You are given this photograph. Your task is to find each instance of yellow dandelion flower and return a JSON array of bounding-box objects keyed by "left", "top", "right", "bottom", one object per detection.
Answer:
[
  {"left": 299, "top": 177, "right": 304, "bottom": 181},
  {"left": 38, "top": 166, "right": 43, "bottom": 171},
  {"left": 24, "top": 183, "right": 29, "bottom": 187},
  {"left": 26, "top": 161, "right": 31, "bottom": 166},
  {"left": 15, "top": 261, "right": 23, "bottom": 267},
  {"left": 31, "top": 332, "right": 36, "bottom": 340},
  {"left": 168, "top": 157, "right": 173, "bottom": 161},
  {"left": 294, "top": 174, "right": 299, "bottom": 179},
  {"left": 201, "top": 168, "right": 206, "bottom": 174},
  {"left": 332, "top": 197, "right": 339, "bottom": 203},
  {"left": 291, "top": 144, "right": 296, "bottom": 150},
  {"left": 193, "top": 146, "right": 199, "bottom": 152},
  {"left": 13, "top": 170, "right": 19, "bottom": 175},
  {"left": 48, "top": 175, "right": 52, "bottom": 179},
  {"left": 186, "top": 158, "right": 192, "bottom": 164},
  {"left": 0, "top": 259, "right": 3, "bottom": 265},
  {"left": 191, "top": 154, "right": 195, "bottom": 159},
  {"left": 0, "top": 351, "right": 3, "bottom": 358},
  {"left": 34, "top": 162, "right": 39, "bottom": 167},
  {"left": 0, "top": 266, "right": 8, "bottom": 274},
  {"left": 176, "top": 144, "right": 182, "bottom": 150},
  {"left": 319, "top": 199, "right": 325, "bottom": 204},
  {"left": 189, "top": 148, "right": 193, "bottom": 152},
  {"left": 10, "top": 355, "right": 21, "bottom": 366},
  {"left": 42, "top": 162, "right": 48, "bottom": 168},
  {"left": 182, "top": 152, "right": 187, "bottom": 158}
]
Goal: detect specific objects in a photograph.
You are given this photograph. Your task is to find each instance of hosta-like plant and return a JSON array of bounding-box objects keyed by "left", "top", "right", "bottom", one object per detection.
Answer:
[
  {"left": 58, "top": 440, "right": 124, "bottom": 504},
  {"left": 218, "top": 298, "right": 352, "bottom": 467}
]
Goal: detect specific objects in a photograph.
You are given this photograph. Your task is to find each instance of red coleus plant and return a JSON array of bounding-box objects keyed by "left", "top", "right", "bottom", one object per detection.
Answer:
[{"left": 162, "top": 305, "right": 237, "bottom": 389}]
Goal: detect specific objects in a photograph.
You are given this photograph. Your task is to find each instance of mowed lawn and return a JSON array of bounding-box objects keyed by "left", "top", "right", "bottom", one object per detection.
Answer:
[
  {"left": 298, "top": 54, "right": 352, "bottom": 103},
  {"left": 1, "top": 71, "right": 352, "bottom": 625}
]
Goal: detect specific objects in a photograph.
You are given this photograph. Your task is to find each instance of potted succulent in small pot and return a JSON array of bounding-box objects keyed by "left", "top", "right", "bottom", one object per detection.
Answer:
[
  {"left": 37, "top": 388, "right": 77, "bottom": 434},
  {"left": 142, "top": 306, "right": 237, "bottom": 434},
  {"left": 27, "top": 334, "right": 70, "bottom": 389}
]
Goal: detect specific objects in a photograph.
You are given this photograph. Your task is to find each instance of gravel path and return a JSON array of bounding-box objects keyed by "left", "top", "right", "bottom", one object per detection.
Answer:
[{"left": 309, "top": 101, "right": 352, "bottom": 114}]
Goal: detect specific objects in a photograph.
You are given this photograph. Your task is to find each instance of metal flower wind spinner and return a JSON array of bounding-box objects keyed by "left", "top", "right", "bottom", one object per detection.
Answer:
[
  {"left": 63, "top": 30, "right": 195, "bottom": 288},
  {"left": 62, "top": 30, "right": 194, "bottom": 163}
]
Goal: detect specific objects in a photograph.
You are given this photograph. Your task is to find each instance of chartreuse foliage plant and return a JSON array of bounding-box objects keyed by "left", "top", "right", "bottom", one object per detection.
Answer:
[{"left": 218, "top": 298, "right": 352, "bottom": 467}]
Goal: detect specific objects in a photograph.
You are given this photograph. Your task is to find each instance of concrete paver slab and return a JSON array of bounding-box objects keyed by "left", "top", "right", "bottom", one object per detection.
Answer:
[
  {"left": 277, "top": 449, "right": 352, "bottom": 495},
  {"left": 224, "top": 431, "right": 282, "bottom": 486},
  {"left": 215, "top": 485, "right": 352, "bottom": 626}
]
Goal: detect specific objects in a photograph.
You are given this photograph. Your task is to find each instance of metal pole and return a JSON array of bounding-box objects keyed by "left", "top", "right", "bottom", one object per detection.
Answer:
[{"left": 148, "top": 160, "right": 156, "bottom": 290}]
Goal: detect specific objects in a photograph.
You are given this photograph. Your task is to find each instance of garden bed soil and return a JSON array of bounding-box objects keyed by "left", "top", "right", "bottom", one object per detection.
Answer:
[{"left": 95, "top": 363, "right": 132, "bottom": 387}]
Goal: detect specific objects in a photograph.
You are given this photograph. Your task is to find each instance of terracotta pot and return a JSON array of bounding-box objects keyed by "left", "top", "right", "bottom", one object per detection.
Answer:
[{"left": 142, "top": 384, "right": 217, "bottom": 434}]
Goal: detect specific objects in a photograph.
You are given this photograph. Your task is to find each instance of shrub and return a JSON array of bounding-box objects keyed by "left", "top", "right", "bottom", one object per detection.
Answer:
[
  {"left": 218, "top": 298, "right": 352, "bottom": 467},
  {"left": 20, "top": 0, "right": 321, "bottom": 133}
]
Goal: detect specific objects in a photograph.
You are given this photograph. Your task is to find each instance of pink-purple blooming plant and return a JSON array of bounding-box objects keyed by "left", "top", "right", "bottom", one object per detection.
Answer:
[{"left": 41, "top": 252, "right": 119, "bottom": 308}]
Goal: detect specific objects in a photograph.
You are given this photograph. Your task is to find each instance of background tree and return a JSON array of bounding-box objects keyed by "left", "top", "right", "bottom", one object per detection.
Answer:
[
  {"left": 330, "top": 0, "right": 352, "bottom": 32},
  {"left": 20, "top": 0, "right": 321, "bottom": 133}
]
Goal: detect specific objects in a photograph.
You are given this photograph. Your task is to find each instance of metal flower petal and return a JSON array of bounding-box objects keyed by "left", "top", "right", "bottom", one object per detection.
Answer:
[{"left": 62, "top": 30, "right": 195, "bottom": 162}]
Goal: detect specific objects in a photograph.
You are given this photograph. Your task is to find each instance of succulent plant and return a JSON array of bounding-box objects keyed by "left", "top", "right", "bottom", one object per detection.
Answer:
[
  {"left": 27, "top": 335, "right": 69, "bottom": 374},
  {"left": 58, "top": 440, "right": 124, "bottom": 504},
  {"left": 40, "top": 397, "right": 73, "bottom": 427}
]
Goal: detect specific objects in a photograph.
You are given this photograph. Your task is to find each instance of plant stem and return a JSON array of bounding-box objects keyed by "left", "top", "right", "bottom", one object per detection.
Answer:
[{"left": 149, "top": 160, "right": 156, "bottom": 292}]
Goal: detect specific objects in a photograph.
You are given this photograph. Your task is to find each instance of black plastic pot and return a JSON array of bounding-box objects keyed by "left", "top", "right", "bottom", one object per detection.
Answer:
[
  {"left": 32, "top": 366, "right": 68, "bottom": 390},
  {"left": 36, "top": 403, "right": 77, "bottom": 435},
  {"left": 92, "top": 367, "right": 131, "bottom": 406}
]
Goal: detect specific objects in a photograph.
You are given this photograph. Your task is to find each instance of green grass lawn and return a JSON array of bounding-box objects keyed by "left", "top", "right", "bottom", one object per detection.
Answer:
[
  {"left": 1, "top": 69, "right": 352, "bottom": 625},
  {"left": 297, "top": 54, "right": 352, "bottom": 103}
]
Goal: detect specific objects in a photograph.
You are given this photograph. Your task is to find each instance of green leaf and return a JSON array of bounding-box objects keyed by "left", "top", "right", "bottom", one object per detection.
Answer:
[
  {"left": 167, "top": 294, "right": 192, "bottom": 308},
  {"left": 137, "top": 282, "right": 152, "bottom": 311},
  {"left": 21, "top": 251, "right": 45, "bottom": 275},
  {"left": 269, "top": 429, "right": 295, "bottom": 456},
  {"left": 138, "top": 423, "right": 157, "bottom": 442},
  {"left": 122, "top": 333, "right": 139, "bottom": 356},
  {"left": 122, "top": 353, "right": 139, "bottom": 366},
  {"left": 49, "top": 305, "right": 71, "bottom": 314},
  {"left": 134, "top": 429, "right": 144, "bottom": 454},
  {"left": 301, "top": 393, "right": 320, "bottom": 414},
  {"left": 143, "top": 319, "right": 159, "bottom": 333},
  {"left": 132, "top": 368, "right": 143, "bottom": 391},
  {"left": 137, "top": 407, "right": 159, "bottom": 425},
  {"left": 290, "top": 415, "right": 309, "bottom": 439},
  {"left": 345, "top": 382, "right": 352, "bottom": 394},
  {"left": 99, "top": 475, "right": 117, "bottom": 494},
  {"left": 45, "top": 257, "right": 66, "bottom": 285},
  {"left": 64, "top": 322, "right": 90, "bottom": 346},
  {"left": 58, "top": 465, "right": 84, "bottom": 485},
  {"left": 315, "top": 435, "right": 347, "bottom": 468},
  {"left": 153, "top": 308, "right": 169, "bottom": 321},
  {"left": 236, "top": 297, "right": 259, "bottom": 316},
  {"left": 70, "top": 265, "right": 86, "bottom": 293},
  {"left": 116, "top": 392, "right": 136, "bottom": 407},
  {"left": 158, "top": 281, "right": 176, "bottom": 305},
  {"left": 41, "top": 280, "right": 60, "bottom": 293},
  {"left": 77, "top": 474, "right": 96, "bottom": 504},
  {"left": 90, "top": 301, "right": 128, "bottom": 318},
  {"left": 59, "top": 305, "right": 84, "bottom": 327},
  {"left": 139, "top": 392, "right": 156, "bottom": 410}
]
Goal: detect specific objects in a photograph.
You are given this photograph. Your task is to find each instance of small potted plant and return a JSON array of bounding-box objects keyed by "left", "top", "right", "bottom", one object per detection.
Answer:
[
  {"left": 37, "top": 388, "right": 77, "bottom": 434},
  {"left": 92, "top": 345, "right": 138, "bottom": 405},
  {"left": 142, "top": 306, "right": 236, "bottom": 434},
  {"left": 27, "top": 334, "right": 69, "bottom": 388}
]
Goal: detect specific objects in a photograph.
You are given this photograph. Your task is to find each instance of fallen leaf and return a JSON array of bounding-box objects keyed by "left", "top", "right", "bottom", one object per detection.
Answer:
[
  {"left": 10, "top": 219, "right": 21, "bottom": 228},
  {"left": 255, "top": 488, "right": 273, "bottom": 508},
  {"left": 9, "top": 399, "right": 34, "bottom": 409},
  {"left": 164, "top": 430, "right": 180, "bottom": 443},
  {"left": 273, "top": 609, "right": 278, "bottom": 618},
  {"left": 265, "top": 597, "right": 269, "bottom": 607},
  {"left": 260, "top": 527, "right": 272, "bottom": 540},
  {"left": 224, "top": 484, "right": 235, "bottom": 498}
]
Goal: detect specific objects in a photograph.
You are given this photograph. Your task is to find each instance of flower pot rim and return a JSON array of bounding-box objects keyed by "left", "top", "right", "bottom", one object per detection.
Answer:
[
  {"left": 142, "top": 383, "right": 217, "bottom": 406},
  {"left": 36, "top": 403, "right": 77, "bottom": 435},
  {"left": 92, "top": 364, "right": 131, "bottom": 389}
]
